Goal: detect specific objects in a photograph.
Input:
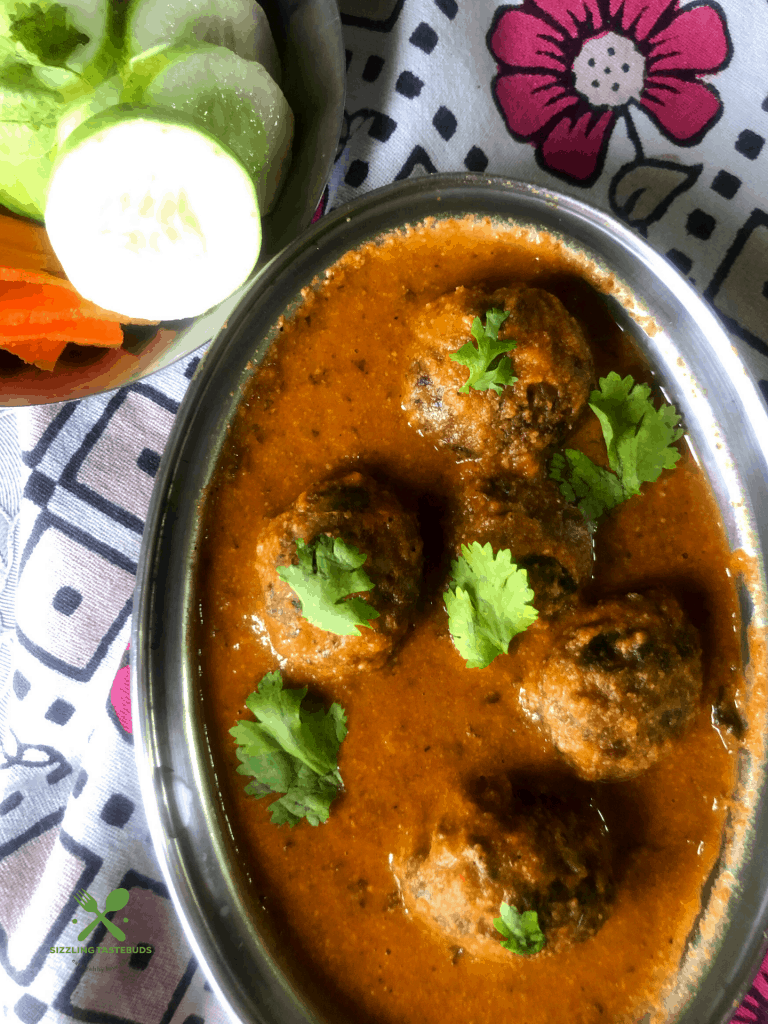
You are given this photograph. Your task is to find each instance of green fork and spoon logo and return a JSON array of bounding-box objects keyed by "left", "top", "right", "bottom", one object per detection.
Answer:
[{"left": 74, "top": 887, "right": 130, "bottom": 941}]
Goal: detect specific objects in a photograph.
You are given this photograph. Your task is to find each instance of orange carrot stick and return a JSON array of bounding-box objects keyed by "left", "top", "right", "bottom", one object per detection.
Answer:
[
  {"left": 0, "top": 282, "right": 81, "bottom": 317},
  {"left": 0, "top": 245, "right": 66, "bottom": 277},
  {"left": 0, "top": 318, "right": 124, "bottom": 346},
  {"left": 0, "top": 336, "right": 70, "bottom": 371},
  {"left": 0, "top": 267, "right": 158, "bottom": 324}
]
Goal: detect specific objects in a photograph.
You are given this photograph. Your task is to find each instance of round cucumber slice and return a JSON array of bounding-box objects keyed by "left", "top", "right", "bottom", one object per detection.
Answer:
[
  {"left": 55, "top": 44, "right": 218, "bottom": 150},
  {"left": 140, "top": 46, "right": 293, "bottom": 213},
  {"left": 45, "top": 108, "right": 261, "bottom": 321},
  {"left": 55, "top": 75, "right": 123, "bottom": 150},
  {"left": 126, "top": 0, "right": 281, "bottom": 82}
]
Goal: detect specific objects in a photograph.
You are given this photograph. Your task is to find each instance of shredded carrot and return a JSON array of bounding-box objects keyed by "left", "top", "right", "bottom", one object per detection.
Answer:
[
  {"left": 0, "top": 281, "right": 81, "bottom": 319},
  {"left": 0, "top": 265, "right": 84, "bottom": 288},
  {"left": 0, "top": 267, "right": 158, "bottom": 324},
  {"left": 0, "top": 245, "right": 65, "bottom": 277},
  {"left": 0, "top": 266, "right": 133, "bottom": 320},
  {"left": 0, "top": 335, "right": 69, "bottom": 371},
  {"left": 0, "top": 212, "right": 62, "bottom": 253},
  {"left": 0, "top": 281, "right": 140, "bottom": 324},
  {"left": 0, "top": 318, "right": 124, "bottom": 346},
  {"left": 0, "top": 213, "right": 158, "bottom": 371}
]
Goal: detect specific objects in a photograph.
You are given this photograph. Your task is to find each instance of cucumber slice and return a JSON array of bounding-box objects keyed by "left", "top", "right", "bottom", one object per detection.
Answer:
[
  {"left": 138, "top": 45, "right": 293, "bottom": 213},
  {"left": 126, "top": 0, "right": 281, "bottom": 82},
  {"left": 55, "top": 75, "right": 123, "bottom": 150},
  {"left": 55, "top": 44, "right": 208, "bottom": 151},
  {"left": 45, "top": 108, "right": 261, "bottom": 321},
  {"left": 55, "top": 45, "right": 293, "bottom": 215}
]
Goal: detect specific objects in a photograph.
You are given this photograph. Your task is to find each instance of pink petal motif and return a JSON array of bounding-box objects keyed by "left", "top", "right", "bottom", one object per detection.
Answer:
[
  {"left": 532, "top": 0, "right": 603, "bottom": 37},
  {"left": 495, "top": 73, "right": 579, "bottom": 138},
  {"left": 641, "top": 75, "right": 721, "bottom": 140},
  {"left": 540, "top": 108, "right": 616, "bottom": 180},
  {"left": 608, "top": 0, "right": 674, "bottom": 41},
  {"left": 110, "top": 663, "right": 132, "bottom": 735},
  {"left": 648, "top": 5, "right": 729, "bottom": 73},
  {"left": 312, "top": 186, "right": 328, "bottom": 223},
  {"left": 490, "top": 10, "right": 568, "bottom": 71}
]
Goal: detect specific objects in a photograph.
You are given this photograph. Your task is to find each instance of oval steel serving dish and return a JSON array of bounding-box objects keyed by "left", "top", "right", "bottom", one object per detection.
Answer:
[
  {"left": 0, "top": 0, "right": 345, "bottom": 406},
  {"left": 132, "top": 173, "right": 768, "bottom": 1024}
]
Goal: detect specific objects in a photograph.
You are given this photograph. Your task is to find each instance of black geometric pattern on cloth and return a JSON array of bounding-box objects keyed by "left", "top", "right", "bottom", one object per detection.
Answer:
[
  {"left": 16, "top": 508, "right": 134, "bottom": 682},
  {"left": 21, "top": 404, "right": 79, "bottom": 471},
  {"left": 2, "top": 349, "right": 201, "bottom": 1021},
  {"left": 1, "top": 736, "right": 72, "bottom": 787},
  {"left": 53, "top": 869, "right": 196, "bottom": 1024},
  {"left": 395, "top": 144, "right": 437, "bottom": 179},
  {"left": 13, "top": 993, "right": 47, "bottom": 1024},
  {"left": 57, "top": 384, "right": 179, "bottom": 536},
  {"left": 0, "top": 822, "right": 102, "bottom": 985},
  {"left": 705, "top": 207, "right": 768, "bottom": 360},
  {"left": 339, "top": 0, "right": 406, "bottom": 32}
]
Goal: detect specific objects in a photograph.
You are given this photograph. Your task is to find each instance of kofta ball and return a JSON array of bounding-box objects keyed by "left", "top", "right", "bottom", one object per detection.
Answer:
[
  {"left": 447, "top": 474, "right": 593, "bottom": 617},
  {"left": 537, "top": 590, "right": 703, "bottom": 781},
  {"left": 255, "top": 472, "right": 423, "bottom": 681},
  {"left": 392, "top": 776, "right": 613, "bottom": 960},
  {"left": 403, "top": 284, "right": 594, "bottom": 475}
]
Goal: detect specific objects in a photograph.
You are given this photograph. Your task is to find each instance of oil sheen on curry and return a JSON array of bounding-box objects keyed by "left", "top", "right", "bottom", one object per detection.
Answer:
[{"left": 195, "top": 218, "right": 745, "bottom": 1024}]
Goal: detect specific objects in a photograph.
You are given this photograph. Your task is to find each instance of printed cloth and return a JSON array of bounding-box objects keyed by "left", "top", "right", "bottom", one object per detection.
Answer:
[{"left": 1, "top": 1, "right": 768, "bottom": 1023}]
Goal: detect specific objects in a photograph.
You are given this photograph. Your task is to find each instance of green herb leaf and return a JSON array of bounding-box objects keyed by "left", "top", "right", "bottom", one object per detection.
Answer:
[
  {"left": 549, "top": 449, "right": 626, "bottom": 522},
  {"left": 493, "top": 902, "right": 545, "bottom": 956},
  {"left": 276, "top": 535, "right": 380, "bottom": 636},
  {"left": 444, "top": 541, "right": 538, "bottom": 669},
  {"left": 4, "top": 1, "right": 89, "bottom": 68},
  {"left": 450, "top": 307, "right": 517, "bottom": 394},
  {"left": 0, "top": 61, "right": 62, "bottom": 126},
  {"left": 0, "top": 61, "right": 65, "bottom": 218},
  {"left": 230, "top": 670, "right": 347, "bottom": 827},
  {"left": 588, "top": 372, "right": 684, "bottom": 495},
  {"left": 549, "top": 373, "right": 683, "bottom": 523}
]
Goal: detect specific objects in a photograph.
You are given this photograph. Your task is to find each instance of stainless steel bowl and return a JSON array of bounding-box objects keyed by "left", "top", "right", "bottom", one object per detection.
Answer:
[
  {"left": 132, "top": 173, "right": 768, "bottom": 1024},
  {"left": 0, "top": 0, "right": 345, "bottom": 407}
]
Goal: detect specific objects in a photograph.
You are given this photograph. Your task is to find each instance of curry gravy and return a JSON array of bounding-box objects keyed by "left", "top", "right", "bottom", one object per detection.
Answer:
[{"left": 196, "top": 218, "right": 743, "bottom": 1024}]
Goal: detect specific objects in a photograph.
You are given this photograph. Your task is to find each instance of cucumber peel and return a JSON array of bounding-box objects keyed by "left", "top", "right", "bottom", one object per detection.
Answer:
[
  {"left": 138, "top": 45, "right": 292, "bottom": 210},
  {"left": 55, "top": 43, "right": 292, "bottom": 213},
  {"left": 125, "top": 0, "right": 281, "bottom": 81},
  {"left": 45, "top": 106, "right": 262, "bottom": 321}
]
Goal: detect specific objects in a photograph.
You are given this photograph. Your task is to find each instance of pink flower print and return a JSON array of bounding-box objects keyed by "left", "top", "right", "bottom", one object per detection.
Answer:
[
  {"left": 488, "top": 0, "right": 731, "bottom": 184},
  {"left": 108, "top": 647, "right": 132, "bottom": 739}
]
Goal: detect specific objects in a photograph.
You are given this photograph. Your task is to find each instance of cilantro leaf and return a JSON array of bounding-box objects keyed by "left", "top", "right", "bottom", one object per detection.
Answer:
[
  {"left": 588, "top": 372, "right": 683, "bottom": 496},
  {"left": 230, "top": 670, "right": 347, "bottom": 827},
  {"left": 493, "top": 902, "right": 545, "bottom": 956},
  {"left": 3, "top": 1, "right": 89, "bottom": 69},
  {"left": 0, "top": 61, "right": 64, "bottom": 218},
  {"left": 549, "top": 449, "right": 625, "bottom": 522},
  {"left": 549, "top": 373, "right": 684, "bottom": 523},
  {"left": 276, "top": 535, "right": 380, "bottom": 636},
  {"left": 450, "top": 307, "right": 517, "bottom": 394},
  {"left": 0, "top": 61, "right": 62, "bottom": 126},
  {"left": 444, "top": 542, "right": 538, "bottom": 669}
]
